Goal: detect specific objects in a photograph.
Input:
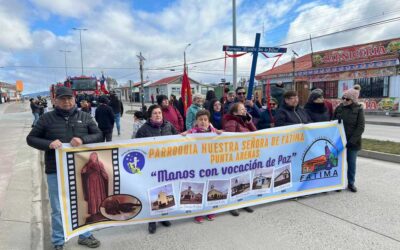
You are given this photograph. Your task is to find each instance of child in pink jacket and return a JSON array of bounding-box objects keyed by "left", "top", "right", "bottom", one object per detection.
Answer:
[{"left": 182, "top": 109, "right": 222, "bottom": 223}]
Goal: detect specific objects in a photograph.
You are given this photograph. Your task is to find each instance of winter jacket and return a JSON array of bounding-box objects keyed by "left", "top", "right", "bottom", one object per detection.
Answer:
[
  {"left": 257, "top": 109, "right": 276, "bottom": 130},
  {"left": 304, "top": 102, "right": 331, "bottom": 122},
  {"left": 188, "top": 125, "right": 217, "bottom": 134},
  {"left": 162, "top": 105, "right": 184, "bottom": 132},
  {"left": 223, "top": 114, "right": 257, "bottom": 132},
  {"left": 30, "top": 101, "right": 41, "bottom": 114},
  {"left": 185, "top": 104, "right": 203, "bottom": 130},
  {"left": 95, "top": 104, "right": 115, "bottom": 133},
  {"left": 108, "top": 96, "right": 124, "bottom": 115},
  {"left": 333, "top": 103, "right": 365, "bottom": 150},
  {"left": 275, "top": 103, "right": 312, "bottom": 127},
  {"left": 135, "top": 120, "right": 178, "bottom": 138},
  {"left": 26, "top": 108, "right": 103, "bottom": 174}
]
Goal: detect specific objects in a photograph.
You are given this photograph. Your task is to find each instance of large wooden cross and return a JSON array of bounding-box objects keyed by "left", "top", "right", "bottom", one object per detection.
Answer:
[{"left": 223, "top": 33, "right": 287, "bottom": 100}]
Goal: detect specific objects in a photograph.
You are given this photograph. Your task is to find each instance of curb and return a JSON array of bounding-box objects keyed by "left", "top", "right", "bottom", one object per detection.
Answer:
[
  {"left": 359, "top": 150, "right": 400, "bottom": 164},
  {"left": 365, "top": 121, "right": 400, "bottom": 127}
]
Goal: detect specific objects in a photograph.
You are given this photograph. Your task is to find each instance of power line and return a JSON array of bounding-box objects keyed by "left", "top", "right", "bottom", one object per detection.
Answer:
[
  {"left": 276, "top": 8, "right": 400, "bottom": 42},
  {"left": 277, "top": 16, "right": 400, "bottom": 47},
  {"left": 2, "top": 16, "right": 400, "bottom": 73}
]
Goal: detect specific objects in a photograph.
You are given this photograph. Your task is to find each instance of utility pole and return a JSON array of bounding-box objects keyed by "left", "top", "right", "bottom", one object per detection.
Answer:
[
  {"left": 232, "top": 0, "right": 237, "bottom": 89},
  {"left": 59, "top": 49, "right": 71, "bottom": 77},
  {"left": 184, "top": 43, "right": 191, "bottom": 72},
  {"left": 129, "top": 80, "right": 133, "bottom": 112},
  {"left": 137, "top": 52, "right": 146, "bottom": 112},
  {"left": 73, "top": 28, "right": 87, "bottom": 75}
]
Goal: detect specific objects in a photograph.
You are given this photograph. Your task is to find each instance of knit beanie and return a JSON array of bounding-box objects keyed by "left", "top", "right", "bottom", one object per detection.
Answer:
[
  {"left": 311, "top": 88, "right": 323, "bottom": 95},
  {"left": 308, "top": 92, "right": 323, "bottom": 103},
  {"left": 343, "top": 88, "right": 359, "bottom": 102}
]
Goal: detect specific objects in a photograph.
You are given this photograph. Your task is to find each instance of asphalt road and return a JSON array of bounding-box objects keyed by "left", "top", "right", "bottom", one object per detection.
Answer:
[{"left": 364, "top": 124, "right": 400, "bottom": 143}]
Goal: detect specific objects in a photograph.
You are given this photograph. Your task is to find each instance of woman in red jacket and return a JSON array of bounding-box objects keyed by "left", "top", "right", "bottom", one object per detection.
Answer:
[
  {"left": 223, "top": 102, "right": 257, "bottom": 132},
  {"left": 223, "top": 102, "right": 256, "bottom": 216}
]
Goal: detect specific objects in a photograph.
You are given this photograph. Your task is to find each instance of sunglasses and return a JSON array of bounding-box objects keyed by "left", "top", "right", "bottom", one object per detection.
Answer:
[
  {"left": 342, "top": 97, "right": 351, "bottom": 101},
  {"left": 269, "top": 103, "right": 277, "bottom": 106},
  {"left": 237, "top": 92, "right": 246, "bottom": 95}
]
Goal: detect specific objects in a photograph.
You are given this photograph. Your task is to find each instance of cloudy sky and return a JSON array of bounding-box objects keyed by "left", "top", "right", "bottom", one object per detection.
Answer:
[{"left": 1, "top": 0, "right": 399, "bottom": 94}]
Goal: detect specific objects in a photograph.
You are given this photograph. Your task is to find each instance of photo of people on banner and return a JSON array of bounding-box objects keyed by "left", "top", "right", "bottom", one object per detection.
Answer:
[{"left": 57, "top": 121, "right": 346, "bottom": 241}]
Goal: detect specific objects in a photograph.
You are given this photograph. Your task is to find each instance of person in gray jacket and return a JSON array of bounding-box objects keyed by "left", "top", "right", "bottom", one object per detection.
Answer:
[{"left": 26, "top": 86, "right": 103, "bottom": 250}]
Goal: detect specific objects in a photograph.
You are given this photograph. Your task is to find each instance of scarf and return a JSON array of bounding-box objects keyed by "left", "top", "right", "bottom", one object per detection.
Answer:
[
  {"left": 149, "top": 119, "right": 163, "bottom": 128},
  {"left": 55, "top": 107, "right": 77, "bottom": 118},
  {"left": 213, "top": 112, "right": 222, "bottom": 122}
]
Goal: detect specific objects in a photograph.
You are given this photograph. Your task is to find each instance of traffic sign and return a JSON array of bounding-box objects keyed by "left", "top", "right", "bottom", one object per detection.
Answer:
[{"left": 223, "top": 45, "right": 287, "bottom": 53}]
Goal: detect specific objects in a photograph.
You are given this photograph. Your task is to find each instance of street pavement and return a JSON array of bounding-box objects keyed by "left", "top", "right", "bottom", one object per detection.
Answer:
[{"left": 0, "top": 102, "right": 400, "bottom": 250}]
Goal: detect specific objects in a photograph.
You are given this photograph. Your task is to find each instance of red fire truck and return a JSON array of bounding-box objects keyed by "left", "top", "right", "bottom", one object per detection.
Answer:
[{"left": 50, "top": 75, "right": 108, "bottom": 107}]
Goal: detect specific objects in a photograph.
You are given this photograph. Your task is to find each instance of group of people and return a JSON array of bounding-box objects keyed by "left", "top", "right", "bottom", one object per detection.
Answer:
[
  {"left": 27, "top": 82, "right": 365, "bottom": 249},
  {"left": 29, "top": 96, "right": 48, "bottom": 127}
]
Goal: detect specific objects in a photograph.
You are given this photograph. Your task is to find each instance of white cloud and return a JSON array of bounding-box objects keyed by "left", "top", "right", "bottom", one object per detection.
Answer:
[
  {"left": 32, "top": 0, "right": 103, "bottom": 18},
  {"left": 3, "top": 0, "right": 400, "bottom": 94},
  {"left": 0, "top": 4, "right": 32, "bottom": 49},
  {"left": 284, "top": 0, "right": 400, "bottom": 56}
]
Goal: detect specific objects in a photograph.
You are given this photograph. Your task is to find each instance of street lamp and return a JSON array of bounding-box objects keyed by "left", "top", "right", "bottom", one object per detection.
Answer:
[
  {"left": 72, "top": 28, "right": 88, "bottom": 75},
  {"left": 59, "top": 49, "right": 71, "bottom": 77}
]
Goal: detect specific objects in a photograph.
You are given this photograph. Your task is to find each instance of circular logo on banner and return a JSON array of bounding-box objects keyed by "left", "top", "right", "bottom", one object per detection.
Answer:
[{"left": 123, "top": 151, "right": 145, "bottom": 174}]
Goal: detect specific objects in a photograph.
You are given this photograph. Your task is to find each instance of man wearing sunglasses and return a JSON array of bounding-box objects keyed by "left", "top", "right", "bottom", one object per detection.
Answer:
[
  {"left": 333, "top": 88, "right": 365, "bottom": 193},
  {"left": 235, "top": 87, "right": 261, "bottom": 119}
]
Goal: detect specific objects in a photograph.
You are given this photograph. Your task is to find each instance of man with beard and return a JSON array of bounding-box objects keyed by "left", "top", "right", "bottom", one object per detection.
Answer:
[{"left": 27, "top": 86, "right": 103, "bottom": 250}]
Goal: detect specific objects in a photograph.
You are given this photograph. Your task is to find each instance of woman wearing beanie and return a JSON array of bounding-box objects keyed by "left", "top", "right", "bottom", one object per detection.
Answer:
[
  {"left": 333, "top": 88, "right": 365, "bottom": 192},
  {"left": 304, "top": 92, "right": 330, "bottom": 122}
]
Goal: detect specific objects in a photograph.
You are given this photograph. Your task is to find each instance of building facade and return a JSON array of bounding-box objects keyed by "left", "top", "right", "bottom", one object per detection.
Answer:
[
  {"left": 0, "top": 82, "right": 19, "bottom": 103},
  {"left": 256, "top": 38, "right": 400, "bottom": 113},
  {"left": 146, "top": 75, "right": 215, "bottom": 102}
]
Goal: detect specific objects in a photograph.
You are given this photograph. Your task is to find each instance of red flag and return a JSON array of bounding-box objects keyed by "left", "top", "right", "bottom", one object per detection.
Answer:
[{"left": 181, "top": 68, "right": 192, "bottom": 115}]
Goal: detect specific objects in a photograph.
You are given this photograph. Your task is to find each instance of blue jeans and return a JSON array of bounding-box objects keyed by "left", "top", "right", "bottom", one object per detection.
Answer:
[
  {"left": 32, "top": 113, "right": 39, "bottom": 126},
  {"left": 47, "top": 174, "right": 92, "bottom": 246},
  {"left": 114, "top": 113, "right": 121, "bottom": 134},
  {"left": 347, "top": 148, "right": 359, "bottom": 186}
]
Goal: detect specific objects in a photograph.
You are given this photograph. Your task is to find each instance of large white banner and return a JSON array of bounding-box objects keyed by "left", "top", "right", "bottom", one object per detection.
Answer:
[{"left": 56, "top": 121, "right": 347, "bottom": 241}]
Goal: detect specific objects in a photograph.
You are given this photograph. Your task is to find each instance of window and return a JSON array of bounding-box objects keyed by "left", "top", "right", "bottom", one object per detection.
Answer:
[
  {"left": 171, "top": 87, "right": 181, "bottom": 95},
  {"left": 312, "top": 81, "right": 338, "bottom": 98},
  {"left": 354, "top": 77, "right": 390, "bottom": 98}
]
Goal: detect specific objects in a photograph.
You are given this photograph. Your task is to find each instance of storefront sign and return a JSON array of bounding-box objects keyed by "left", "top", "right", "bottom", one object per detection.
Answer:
[
  {"left": 312, "top": 38, "right": 400, "bottom": 67},
  {"left": 56, "top": 122, "right": 346, "bottom": 241},
  {"left": 307, "top": 67, "right": 397, "bottom": 82}
]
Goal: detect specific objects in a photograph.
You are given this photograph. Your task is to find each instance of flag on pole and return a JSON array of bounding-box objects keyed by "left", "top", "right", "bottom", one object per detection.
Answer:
[
  {"left": 100, "top": 73, "right": 109, "bottom": 94},
  {"left": 180, "top": 67, "right": 192, "bottom": 116}
]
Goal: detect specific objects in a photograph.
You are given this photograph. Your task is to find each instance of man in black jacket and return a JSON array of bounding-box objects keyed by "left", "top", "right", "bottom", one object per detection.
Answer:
[
  {"left": 108, "top": 91, "right": 124, "bottom": 136},
  {"left": 95, "top": 95, "right": 115, "bottom": 142},
  {"left": 30, "top": 98, "right": 41, "bottom": 127},
  {"left": 26, "top": 86, "right": 103, "bottom": 250},
  {"left": 275, "top": 90, "right": 311, "bottom": 127}
]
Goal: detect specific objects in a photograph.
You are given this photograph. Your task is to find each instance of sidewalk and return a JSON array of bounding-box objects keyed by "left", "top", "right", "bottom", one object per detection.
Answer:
[{"left": 0, "top": 102, "right": 44, "bottom": 250}]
